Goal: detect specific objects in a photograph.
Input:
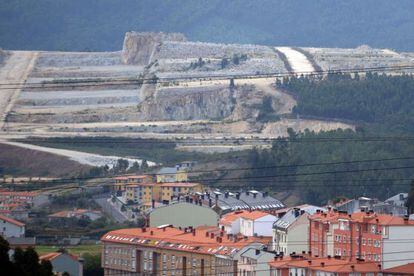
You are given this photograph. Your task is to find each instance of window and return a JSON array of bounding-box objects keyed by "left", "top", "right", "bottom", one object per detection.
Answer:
[
  {"left": 368, "top": 239, "right": 372, "bottom": 246},
  {"left": 362, "top": 238, "right": 366, "bottom": 245}
]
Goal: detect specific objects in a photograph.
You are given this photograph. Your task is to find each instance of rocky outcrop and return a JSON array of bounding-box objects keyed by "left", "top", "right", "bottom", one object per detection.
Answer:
[
  {"left": 137, "top": 85, "right": 234, "bottom": 121},
  {"left": 137, "top": 84, "right": 281, "bottom": 122},
  {"left": 121, "top": 32, "right": 186, "bottom": 65}
]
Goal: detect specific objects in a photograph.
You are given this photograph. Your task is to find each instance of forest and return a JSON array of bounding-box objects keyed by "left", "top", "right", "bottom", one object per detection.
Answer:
[
  {"left": 246, "top": 74, "right": 414, "bottom": 204},
  {"left": 1, "top": 0, "right": 414, "bottom": 51}
]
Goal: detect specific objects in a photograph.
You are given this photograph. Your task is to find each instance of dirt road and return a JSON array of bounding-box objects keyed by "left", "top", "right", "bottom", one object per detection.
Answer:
[
  {"left": 0, "top": 140, "right": 156, "bottom": 168},
  {"left": 0, "top": 51, "right": 38, "bottom": 129}
]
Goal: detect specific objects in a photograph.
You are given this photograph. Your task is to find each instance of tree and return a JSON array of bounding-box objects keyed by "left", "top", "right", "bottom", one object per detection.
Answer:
[
  {"left": 128, "top": 161, "right": 140, "bottom": 173},
  {"left": 14, "top": 247, "right": 41, "bottom": 276},
  {"left": 0, "top": 236, "right": 15, "bottom": 275},
  {"left": 221, "top": 58, "right": 229, "bottom": 69},
  {"left": 406, "top": 180, "right": 414, "bottom": 214},
  {"left": 115, "top": 159, "right": 129, "bottom": 173},
  {"left": 140, "top": 160, "right": 149, "bottom": 171},
  {"left": 83, "top": 253, "right": 104, "bottom": 276},
  {"left": 39, "top": 260, "right": 54, "bottom": 276}
]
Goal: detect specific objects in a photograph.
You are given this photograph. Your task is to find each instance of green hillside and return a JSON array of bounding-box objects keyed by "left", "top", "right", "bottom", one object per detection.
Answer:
[{"left": 1, "top": 0, "right": 414, "bottom": 51}]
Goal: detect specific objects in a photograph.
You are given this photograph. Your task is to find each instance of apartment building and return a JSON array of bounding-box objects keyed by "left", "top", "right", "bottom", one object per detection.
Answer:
[
  {"left": 159, "top": 182, "right": 203, "bottom": 202},
  {"left": 101, "top": 225, "right": 268, "bottom": 276},
  {"left": 269, "top": 255, "right": 382, "bottom": 276},
  {"left": 310, "top": 210, "right": 414, "bottom": 269},
  {"left": 113, "top": 175, "right": 155, "bottom": 192},
  {"left": 125, "top": 182, "right": 203, "bottom": 206}
]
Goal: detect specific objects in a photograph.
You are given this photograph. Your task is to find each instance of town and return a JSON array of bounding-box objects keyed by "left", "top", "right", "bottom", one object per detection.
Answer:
[{"left": 1, "top": 160, "right": 413, "bottom": 275}]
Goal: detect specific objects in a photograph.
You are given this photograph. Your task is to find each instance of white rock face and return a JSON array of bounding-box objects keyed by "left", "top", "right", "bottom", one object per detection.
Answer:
[{"left": 121, "top": 32, "right": 186, "bottom": 65}]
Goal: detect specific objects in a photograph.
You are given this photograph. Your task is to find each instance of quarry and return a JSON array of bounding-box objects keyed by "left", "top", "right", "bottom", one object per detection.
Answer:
[{"left": 1, "top": 32, "right": 414, "bottom": 153}]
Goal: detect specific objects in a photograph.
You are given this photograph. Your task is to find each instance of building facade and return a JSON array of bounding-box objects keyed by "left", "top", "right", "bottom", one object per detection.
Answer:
[
  {"left": 0, "top": 214, "right": 25, "bottom": 238},
  {"left": 101, "top": 226, "right": 267, "bottom": 276}
]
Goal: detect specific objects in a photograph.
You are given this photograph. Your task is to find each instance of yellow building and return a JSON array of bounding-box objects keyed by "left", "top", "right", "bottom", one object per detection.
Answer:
[
  {"left": 125, "top": 183, "right": 160, "bottom": 205},
  {"left": 156, "top": 167, "right": 188, "bottom": 183},
  {"left": 159, "top": 182, "right": 203, "bottom": 202},
  {"left": 113, "top": 175, "right": 155, "bottom": 192}
]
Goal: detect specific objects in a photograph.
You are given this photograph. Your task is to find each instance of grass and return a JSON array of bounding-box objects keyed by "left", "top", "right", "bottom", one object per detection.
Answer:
[{"left": 35, "top": 244, "right": 102, "bottom": 256}]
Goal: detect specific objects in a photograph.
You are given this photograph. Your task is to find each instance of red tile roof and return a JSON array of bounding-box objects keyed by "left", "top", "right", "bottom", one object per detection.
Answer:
[
  {"left": 219, "top": 210, "right": 270, "bottom": 226},
  {"left": 382, "top": 262, "right": 414, "bottom": 275},
  {"left": 0, "top": 214, "right": 25, "bottom": 227},
  {"left": 269, "top": 257, "right": 380, "bottom": 273},
  {"left": 101, "top": 226, "right": 267, "bottom": 256}
]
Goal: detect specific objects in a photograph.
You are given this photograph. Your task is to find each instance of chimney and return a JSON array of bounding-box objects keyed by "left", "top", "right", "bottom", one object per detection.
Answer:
[
  {"left": 163, "top": 227, "right": 166, "bottom": 232},
  {"left": 220, "top": 231, "right": 224, "bottom": 237},
  {"left": 215, "top": 194, "right": 219, "bottom": 199},
  {"left": 321, "top": 262, "right": 325, "bottom": 267},
  {"left": 236, "top": 193, "right": 240, "bottom": 200},
  {"left": 404, "top": 215, "right": 409, "bottom": 224},
  {"left": 263, "top": 192, "right": 268, "bottom": 197},
  {"left": 328, "top": 255, "right": 331, "bottom": 259},
  {"left": 216, "top": 236, "right": 222, "bottom": 243},
  {"left": 152, "top": 200, "right": 155, "bottom": 208},
  {"left": 192, "top": 229, "right": 196, "bottom": 236},
  {"left": 246, "top": 191, "right": 249, "bottom": 196},
  {"left": 221, "top": 226, "right": 225, "bottom": 231},
  {"left": 225, "top": 192, "right": 229, "bottom": 198},
  {"left": 205, "top": 232, "right": 209, "bottom": 237},
  {"left": 210, "top": 233, "right": 215, "bottom": 239},
  {"left": 150, "top": 231, "right": 154, "bottom": 235},
  {"left": 255, "top": 249, "right": 260, "bottom": 255},
  {"left": 142, "top": 227, "right": 146, "bottom": 233},
  {"left": 308, "top": 260, "right": 312, "bottom": 265},
  {"left": 209, "top": 198, "right": 212, "bottom": 207},
  {"left": 253, "top": 193, "right": 257, "bottom": 198}
]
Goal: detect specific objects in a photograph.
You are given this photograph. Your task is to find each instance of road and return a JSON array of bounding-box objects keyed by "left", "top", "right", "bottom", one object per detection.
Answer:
[
  {"left": 275, "top": 47, "right": 315, "bottom": 74},
  {"left": 0, "top": 139, "right": 156, "bottom": 168},
  {"left": 0, "top": 51, "right": 38, "bottom": 129},
  {"left": 95, "top": 196, "right": 128, "bottom": 223}
]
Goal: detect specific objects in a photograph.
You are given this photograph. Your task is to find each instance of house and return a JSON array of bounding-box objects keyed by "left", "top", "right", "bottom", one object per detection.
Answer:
[
  {"left": 156, "top": 167, "right": 188, "bottom": 183},
  {"left": 40, "top": 252, "right": 83, "bottom": 276},
  {"left": 101, "top": 225, "right": 269, "bottom": 275},
  {"left": 0, "top": 191, "right": 48, "bottom": 207},
  {"left": 272, "top": 207, "right": 322, "bottom": 255},
  {"left": 0, "top": 214, "right": 25, "bottom": 238},
  {"left": 237, "top": 247, "right": 275, "bottom": 276},
  {"left": 148, "top": 201, "right": 218, "bottom": 228},
  {"left": 48, "top": 209, "right": 102, "bottom": 221},
  {"left": 175, "top": 161, "right": 197, "bottom": 171},
  {"left": 219, "top": 210, "right": 277, "bottom": 237},
  {"left": 385, "top": 193, "right": 408, "bottom": 207},
  {"left": 0, "top": 203, "right": 29, "bottom": 221}
]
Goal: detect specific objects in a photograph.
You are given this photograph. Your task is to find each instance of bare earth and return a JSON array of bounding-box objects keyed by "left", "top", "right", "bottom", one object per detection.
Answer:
[{"left": 0, "top": 51, "right": 38, "bottom": 129}]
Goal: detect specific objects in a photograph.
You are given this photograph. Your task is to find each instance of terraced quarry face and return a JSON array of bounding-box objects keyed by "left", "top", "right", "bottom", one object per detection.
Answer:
[{"left": 1, "top": 33, "right": 414, "bottom": 152}]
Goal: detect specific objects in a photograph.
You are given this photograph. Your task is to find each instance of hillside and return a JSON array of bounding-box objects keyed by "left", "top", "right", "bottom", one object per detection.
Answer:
[{"left": 1, "top": 0, "right": 414, "bottom": 51}]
